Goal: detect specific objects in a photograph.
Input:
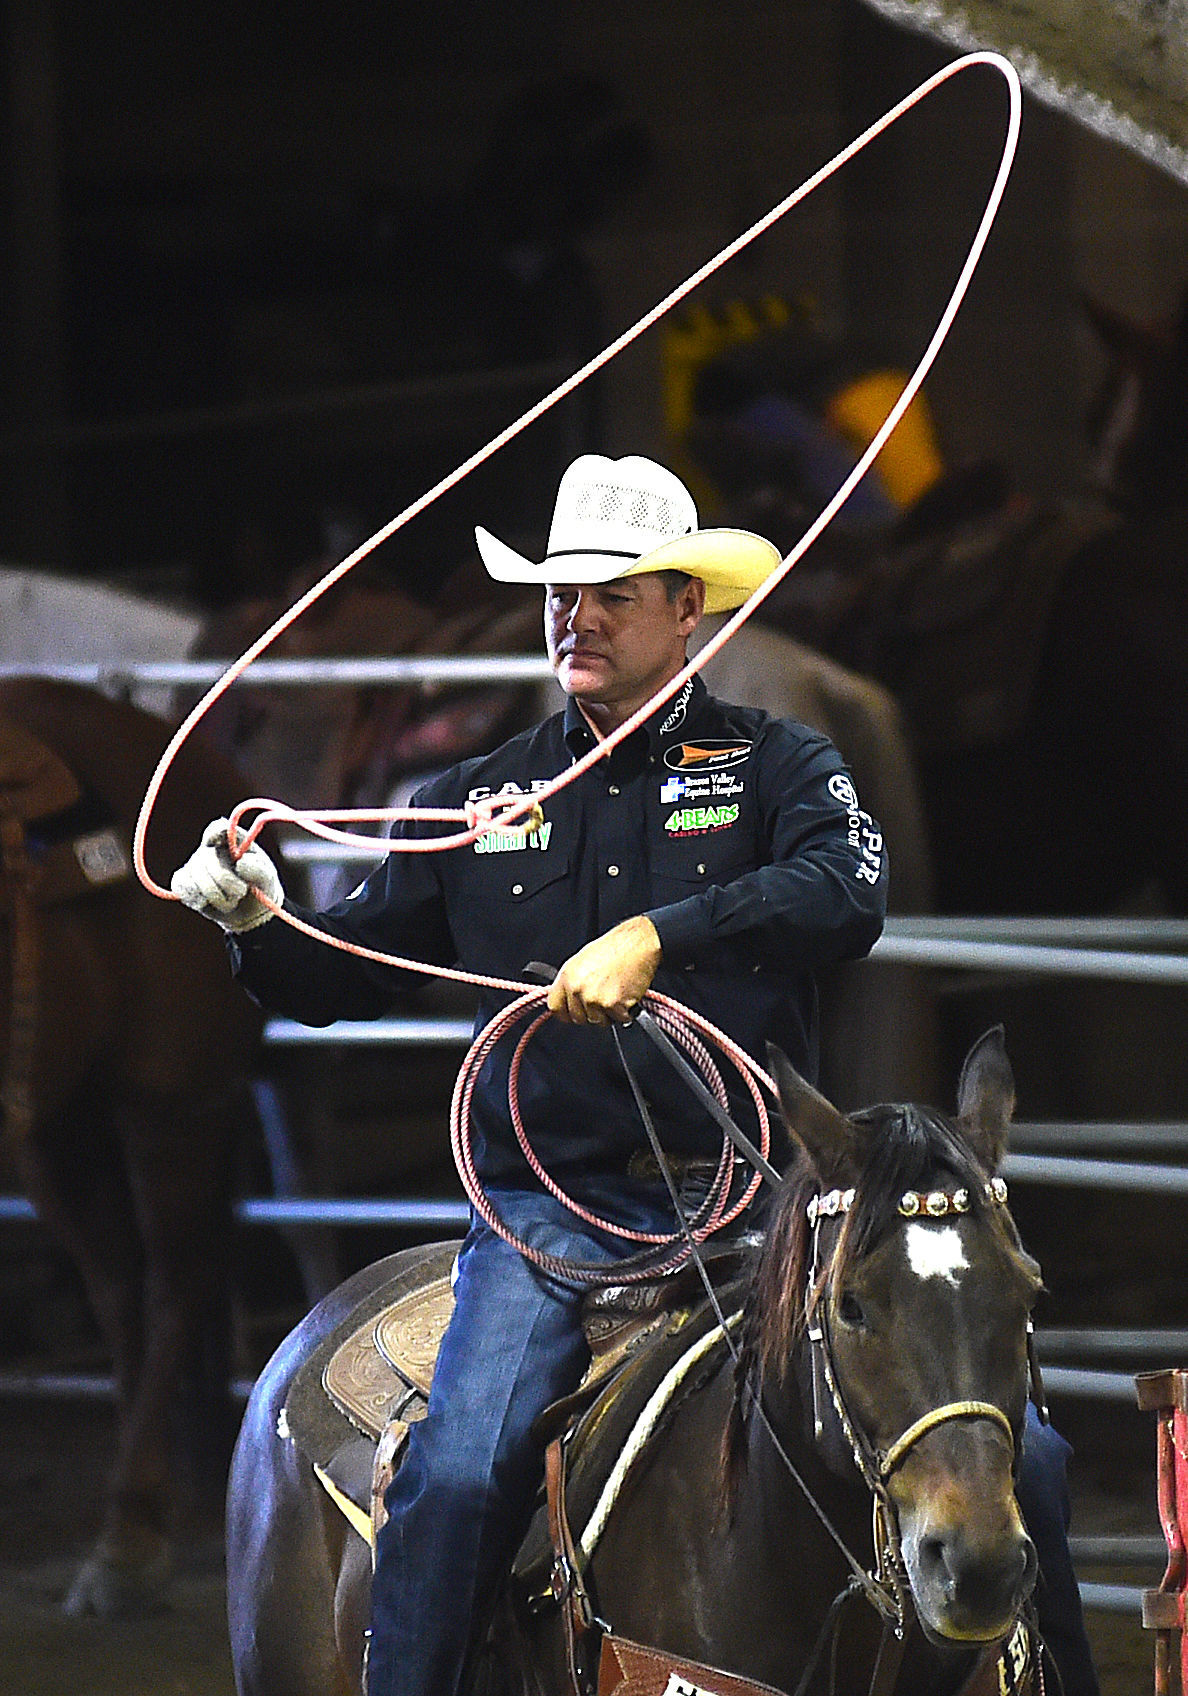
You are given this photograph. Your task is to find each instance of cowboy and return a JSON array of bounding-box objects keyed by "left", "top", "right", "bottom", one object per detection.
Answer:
[{"left": 172, "top": 454, "right": 1094, "bottom": 1696}]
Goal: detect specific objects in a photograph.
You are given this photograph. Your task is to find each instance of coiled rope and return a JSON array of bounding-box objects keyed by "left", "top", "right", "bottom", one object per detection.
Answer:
[{"left": 449, "top": 987, "right": 772, "bottom": 1280}]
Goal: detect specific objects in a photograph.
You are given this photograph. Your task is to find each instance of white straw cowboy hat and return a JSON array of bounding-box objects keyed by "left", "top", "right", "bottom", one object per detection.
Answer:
[{"left": 474, "top": 454, "right": 782, "bottom": 615}]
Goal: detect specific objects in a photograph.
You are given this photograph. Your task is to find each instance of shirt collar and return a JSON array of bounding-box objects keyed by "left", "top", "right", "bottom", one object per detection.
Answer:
[{"left": 561, "top": 672, "right": 710, "bottom": 761}]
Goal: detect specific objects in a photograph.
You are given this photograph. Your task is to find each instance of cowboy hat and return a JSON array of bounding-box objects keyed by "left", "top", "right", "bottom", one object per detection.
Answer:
[{"left": 474, "top": 454, "right": 782, "bottom": 615}]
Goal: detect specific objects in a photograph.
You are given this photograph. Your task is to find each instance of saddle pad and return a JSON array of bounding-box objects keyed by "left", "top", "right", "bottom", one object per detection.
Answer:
[{"left": 513, "top": 1286, "right": 744, "bottom": 1604}]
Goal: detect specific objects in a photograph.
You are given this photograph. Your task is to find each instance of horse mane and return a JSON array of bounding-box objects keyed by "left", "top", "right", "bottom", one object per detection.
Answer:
[{"left": 721, "top": 1102, "right": 1013, "bottom": 1499}]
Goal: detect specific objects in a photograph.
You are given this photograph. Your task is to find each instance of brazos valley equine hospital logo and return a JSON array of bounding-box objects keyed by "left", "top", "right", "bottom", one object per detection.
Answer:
[{"left": 661, "top": 739, "right": 751, "bottom": 834}]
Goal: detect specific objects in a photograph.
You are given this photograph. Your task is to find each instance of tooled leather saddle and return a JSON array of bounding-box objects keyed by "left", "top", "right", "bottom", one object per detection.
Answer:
[{"left": 280, "top": 1239, "right": 746, "bottom": 1560}]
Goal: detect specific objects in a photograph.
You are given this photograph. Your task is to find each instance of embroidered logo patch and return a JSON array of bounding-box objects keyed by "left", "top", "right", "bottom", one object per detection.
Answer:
[
  {"left": 827, "top": 772, "right": 860, "bottom": 809},
  {"left": 663, "top": 739, "right": 752, "bottom": 772},
  {"left": 474, "top": 821, "right": 553, "bottom": 855},
  {"left": 660, "top": 772, "right": 744, "bottom": 804},
  {"left": 658, "top": 679, "right": 695, "bottom": 736},
  {"left": 828, "top": 771, "right": 884, "bottom": 886},
  {"left": 664, "top": 804, "right": 738, "bottom": 836}
]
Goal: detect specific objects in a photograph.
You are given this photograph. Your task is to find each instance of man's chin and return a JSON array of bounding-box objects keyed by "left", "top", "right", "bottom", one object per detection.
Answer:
[{"left": 557, "top": 659, "right": 609, "bottom": 698}]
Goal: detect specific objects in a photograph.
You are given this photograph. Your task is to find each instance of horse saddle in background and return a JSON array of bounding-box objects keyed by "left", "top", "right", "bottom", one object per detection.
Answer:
[
  {"left": 281, "top": 1239, "right": 748, "bottom": 1559},
  {"left": 0, "top": 713, "right": 130, "bottom": 905}
]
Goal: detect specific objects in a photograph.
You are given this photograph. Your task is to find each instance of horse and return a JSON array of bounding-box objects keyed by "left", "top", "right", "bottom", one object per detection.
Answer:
[
  {"left": 226, "top": 1025, "right": 1042, "bottom": 1696},
  {"left": 0, "top": 677, "right": 268, "bottom": 1616}
]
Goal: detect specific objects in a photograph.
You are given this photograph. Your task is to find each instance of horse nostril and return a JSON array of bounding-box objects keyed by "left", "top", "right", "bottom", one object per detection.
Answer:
[{"left": 918, "top": 1534, "right": 955, "bottom": 1597}]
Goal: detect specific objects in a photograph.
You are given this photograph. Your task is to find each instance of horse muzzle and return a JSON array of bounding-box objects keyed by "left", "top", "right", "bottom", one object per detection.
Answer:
[{"left": 898, "top": 1498, "right": 1037, "bottom": 1644}]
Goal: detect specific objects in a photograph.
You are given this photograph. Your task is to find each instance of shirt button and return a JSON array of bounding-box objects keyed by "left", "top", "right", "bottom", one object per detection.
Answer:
[
  {"left": 511, "top": 883, "right": 523, "bottom": 896},
  {"left": 607, "top": 864, "right": 620, "bottom": 877},
  {"left": 697, "top": 863, "right": 706, "bottom": 875},
  {"left": 608, "top": 784, "right": 620, "bottom": 796}
]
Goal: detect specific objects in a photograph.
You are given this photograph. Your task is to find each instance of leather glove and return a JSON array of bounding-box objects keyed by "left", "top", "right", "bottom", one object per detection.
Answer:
[
  {"left": 548, "top": 914, "right": 662, "bottom": 1026},
  {"left": 170, "top": 817, "right": 283, "bottom": 932}
]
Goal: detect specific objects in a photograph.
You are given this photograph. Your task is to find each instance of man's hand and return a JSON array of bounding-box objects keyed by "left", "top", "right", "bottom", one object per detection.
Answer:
[
  {"left": 170, "top": 817, "right": 284, "bottom": 932},
  {"left": 548, "top": 915, "right": 662, "bottom": 1026}
]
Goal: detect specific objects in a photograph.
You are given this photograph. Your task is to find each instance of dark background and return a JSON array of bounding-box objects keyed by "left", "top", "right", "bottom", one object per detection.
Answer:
[{"left": 3, "top": 0, "right": 1187, "bottom": 609}]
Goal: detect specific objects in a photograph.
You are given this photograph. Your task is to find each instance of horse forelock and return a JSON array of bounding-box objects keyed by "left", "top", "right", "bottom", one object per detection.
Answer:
[{"left": 739, "top": 1104, "right": 1010, "bottom": 1396}]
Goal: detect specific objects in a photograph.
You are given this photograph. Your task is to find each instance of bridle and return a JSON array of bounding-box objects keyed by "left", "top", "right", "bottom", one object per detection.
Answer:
[{"left": 788, "top": 1173, "right": 1049, "bottom": 1696}]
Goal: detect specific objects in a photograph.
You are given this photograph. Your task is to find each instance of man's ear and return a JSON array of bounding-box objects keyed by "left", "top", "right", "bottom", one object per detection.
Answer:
[{"left": 677, "top": 574, "right": 705, "bottom": 635}]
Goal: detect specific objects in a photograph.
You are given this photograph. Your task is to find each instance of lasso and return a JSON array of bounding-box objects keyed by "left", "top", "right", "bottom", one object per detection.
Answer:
[{"left": 130, "top": 53, "right": 1023, "bottom": 1263}]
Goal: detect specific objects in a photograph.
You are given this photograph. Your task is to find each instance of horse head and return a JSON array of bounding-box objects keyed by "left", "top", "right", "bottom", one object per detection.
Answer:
[{"left": 756, "top": 1026, "right": 1041, "bottom": 1647}]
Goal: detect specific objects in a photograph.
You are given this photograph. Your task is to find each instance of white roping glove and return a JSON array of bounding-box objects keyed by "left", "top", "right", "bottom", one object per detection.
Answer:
[{"left": 170, "top": 817, "right": 283, "bottom": 932}]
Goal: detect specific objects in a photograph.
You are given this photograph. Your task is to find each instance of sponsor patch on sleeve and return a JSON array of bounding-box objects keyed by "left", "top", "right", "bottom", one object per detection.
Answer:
[{"left": 828, "top": 772, "right": 883, "bottom": 884}]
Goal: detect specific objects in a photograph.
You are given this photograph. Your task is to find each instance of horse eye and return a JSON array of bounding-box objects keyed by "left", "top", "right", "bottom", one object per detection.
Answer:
[{"left": 837, "top": 1291, "right": 867, "bottom": 1329}]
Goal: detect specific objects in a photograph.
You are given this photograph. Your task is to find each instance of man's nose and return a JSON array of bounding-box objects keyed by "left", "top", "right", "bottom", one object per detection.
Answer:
[{"left": 566, "top": 590, "right": 598, "bottom": 630}]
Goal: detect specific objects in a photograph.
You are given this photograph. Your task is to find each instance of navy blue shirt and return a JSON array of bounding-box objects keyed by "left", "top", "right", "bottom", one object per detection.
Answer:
[{"left": 230, "top": 675, "right": 887, "bottom": 1187}]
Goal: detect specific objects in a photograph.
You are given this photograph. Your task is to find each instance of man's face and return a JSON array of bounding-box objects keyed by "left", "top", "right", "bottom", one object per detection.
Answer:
[{"left": 544, "top": 573, "right": 704, "bottom": 727}]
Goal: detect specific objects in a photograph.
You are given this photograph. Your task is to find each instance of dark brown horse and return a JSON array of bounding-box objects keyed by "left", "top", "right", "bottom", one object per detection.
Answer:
[
  {"left": 0, "top": 678, "right": 266, "bottom": 1616},
  {"left": 226, "top": 1027, "right": 1041, "bottom": 1695}
]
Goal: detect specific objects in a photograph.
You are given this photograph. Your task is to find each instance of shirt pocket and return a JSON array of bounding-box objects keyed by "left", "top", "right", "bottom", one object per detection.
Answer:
[
  {"left": 459, "top": 850, "right": 574, "bottom": 979},
  {"left": 648, "top": 836, "right": 755, "bottom": 905}
]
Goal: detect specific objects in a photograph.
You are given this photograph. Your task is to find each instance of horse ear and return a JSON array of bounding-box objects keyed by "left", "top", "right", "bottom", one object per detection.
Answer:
[
  {"left": 766, "top": 1042, "right": 860, "bottom": 1187},
  {"left": 955, "top": 1025, "right": 1015, "bottom": 1173}
]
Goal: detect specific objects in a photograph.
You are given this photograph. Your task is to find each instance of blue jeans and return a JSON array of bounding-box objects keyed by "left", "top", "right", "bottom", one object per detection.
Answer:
[
  {"left": 1017, "top": 1405, "right": 1100, "bottom": 1696},
  {"left": 368, "top": 1191, "right": 1098, "bottom": 1696},
  {"left": 367, "top": 1183, "right": 678, "bottom": 1696}
]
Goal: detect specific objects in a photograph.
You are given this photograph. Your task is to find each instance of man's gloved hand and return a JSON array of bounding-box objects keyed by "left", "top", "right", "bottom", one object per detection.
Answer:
[
  {"left": 170, "top": 817, "right": 283, "bottom": 933},
  {"left": 548, "top": 915, "right": 662, "bottom": 1027}
]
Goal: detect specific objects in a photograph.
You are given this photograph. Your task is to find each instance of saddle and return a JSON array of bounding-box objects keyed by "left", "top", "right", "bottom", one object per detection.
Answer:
[
  {"left": 0, "top": 713, "right": 130, "bottom": 907},
  {"left": 281, "top": 1240, "right": 747, "bottom": 1559},
  {"left": 281, "top": 1243, "right": 1036, "bottom": 1696}
]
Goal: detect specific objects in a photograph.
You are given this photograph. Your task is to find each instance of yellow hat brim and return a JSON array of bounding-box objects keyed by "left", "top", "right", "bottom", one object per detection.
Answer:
[
  {"left": 620, "top": 529, "right": 784, "bottom": 614},
  {"left": 475, "top": 525, "right": 784, "bottom": 615}
]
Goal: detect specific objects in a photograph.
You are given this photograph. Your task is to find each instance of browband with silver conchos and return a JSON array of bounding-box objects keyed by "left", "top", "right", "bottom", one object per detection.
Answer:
[{"left": 807, "top": 1176, "right": 1008, "bottom": 1226}]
